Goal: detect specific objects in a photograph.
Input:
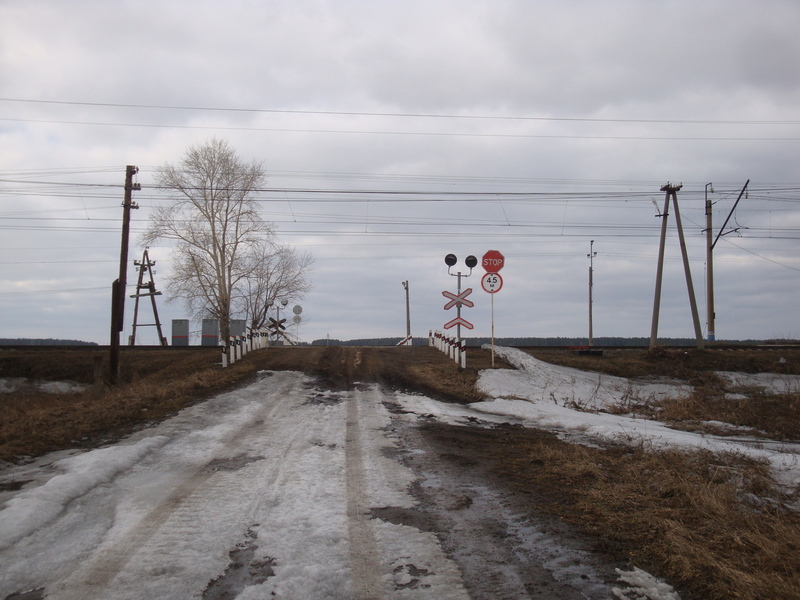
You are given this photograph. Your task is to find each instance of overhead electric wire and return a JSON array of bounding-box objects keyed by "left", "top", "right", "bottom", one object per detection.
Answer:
[
  {"left": 2, "top": 116, "right": 798, "bottom": 141},
  {"left": 2, "top": 97, "right": 799, "bottom": 126}
]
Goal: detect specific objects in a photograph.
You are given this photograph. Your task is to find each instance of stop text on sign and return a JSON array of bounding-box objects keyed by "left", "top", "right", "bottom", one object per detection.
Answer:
[{"left": 482, "top": 250, "right": 504, "bottom": 273}]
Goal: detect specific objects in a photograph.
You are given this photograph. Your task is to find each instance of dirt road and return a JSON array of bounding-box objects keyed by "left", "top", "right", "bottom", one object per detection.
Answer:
[{"left": 0, "top": 346, "right": 630, "bottom": 599}]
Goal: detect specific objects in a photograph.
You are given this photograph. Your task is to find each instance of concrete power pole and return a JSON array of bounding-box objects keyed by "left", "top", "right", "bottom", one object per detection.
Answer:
[
  {"left": 109, "top": 165, "right": 140, "bottom": 384},
  {"left": 402, "top": 280, "right": 411, "bottom": 340},
  {"left": 707, "top": 179, "right": 750, "bottom": 343},
  {"left": 649, "top": 183, "right": 704, "bottom": 350},
  {"left": 588, "top": 240, "right": 596, "bottom": 347}
]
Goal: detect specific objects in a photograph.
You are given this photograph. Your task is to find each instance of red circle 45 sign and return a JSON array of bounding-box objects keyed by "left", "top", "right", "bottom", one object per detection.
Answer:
[
  {"left": 482, "top": 250, "right": 504, "bottom": 273},
  {"left": 481, "top": 272, "right": 503, "bottom": 293}
]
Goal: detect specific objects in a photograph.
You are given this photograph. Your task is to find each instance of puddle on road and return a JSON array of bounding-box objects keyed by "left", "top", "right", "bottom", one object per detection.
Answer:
[
  {"left": 303, "top": 390, "right": 347, "bottom": 406},
  {"left": 203, "top": 454, "right": 265, "bottom": 473},
  {"left": 203, "top": 528, "right": 276, "bottom": 600}
]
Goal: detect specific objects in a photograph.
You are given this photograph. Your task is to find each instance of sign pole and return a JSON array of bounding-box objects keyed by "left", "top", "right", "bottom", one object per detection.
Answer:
[
  {"left": 481, "top": 250, "right": 505, "bottom": 368},
  {"left": 491, "top": 292, "right": 495, "bottom": 367},
  {"left": 456, "top": 271, "right": 461, "bottom": 342}
]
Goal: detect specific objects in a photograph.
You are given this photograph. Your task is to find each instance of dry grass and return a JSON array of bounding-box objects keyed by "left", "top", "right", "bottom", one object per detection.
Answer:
[
  {"left": 460, "top": 424, "right": 800, "bottom": 600},
  {"left": 655, "top": 391, "right": 800, "bottom": 440},
  {"left": 528, "top": 346, "right": 800, "bottom": 381},
  {"left": 0, "top": 348, "right": 260, "bottom": 460}
]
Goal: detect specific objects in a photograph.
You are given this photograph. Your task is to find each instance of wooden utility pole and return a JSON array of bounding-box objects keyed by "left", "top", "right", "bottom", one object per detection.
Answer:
[
  {"left": 649, "top": 183, "right": 704, "bottom": 349},
  {"left": 109, "top": 165, "right": 140, "bottom": 384},
  {"left": 705, "top": 183, "right": 715, "bottom": 342}
]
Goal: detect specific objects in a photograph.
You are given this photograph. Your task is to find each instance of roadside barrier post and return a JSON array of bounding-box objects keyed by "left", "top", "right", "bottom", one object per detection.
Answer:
[{"left": 221, "top": 344, "right": 228, "bottom": 368}]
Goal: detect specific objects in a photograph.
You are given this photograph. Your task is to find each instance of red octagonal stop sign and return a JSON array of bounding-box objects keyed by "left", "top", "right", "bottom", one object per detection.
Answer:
[{"left": 482, "top": 250, "right": 504, "bottom": 273}]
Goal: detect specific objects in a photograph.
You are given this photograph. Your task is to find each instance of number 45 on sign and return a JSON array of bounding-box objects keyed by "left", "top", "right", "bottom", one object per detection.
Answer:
[{"left": 481, "top": 272, "right": 503, "bottom": 293}]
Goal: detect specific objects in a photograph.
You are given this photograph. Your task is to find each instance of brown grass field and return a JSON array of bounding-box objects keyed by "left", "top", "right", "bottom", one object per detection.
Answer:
[{"left": 2, "top": 344, "right": 800, "bottom": 600}]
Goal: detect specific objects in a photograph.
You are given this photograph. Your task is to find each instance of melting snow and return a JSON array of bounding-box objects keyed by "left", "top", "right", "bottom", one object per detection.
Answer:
[{"left": 4, "top": 349, "right": 798, "bottom": 599}]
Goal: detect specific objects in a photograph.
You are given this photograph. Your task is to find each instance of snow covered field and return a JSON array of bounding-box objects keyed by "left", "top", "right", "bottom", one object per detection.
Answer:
[
  {"left": 469, "top": 346, "right": 800, "bottom": 492},
  {"left": 4, "top": 346, "right": 794, "bottom": 598}
]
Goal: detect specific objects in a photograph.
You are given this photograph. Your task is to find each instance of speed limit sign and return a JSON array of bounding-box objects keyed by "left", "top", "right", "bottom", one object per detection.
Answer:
[{"left": 481, "top": 271, "right": 503, "bottom": 293}]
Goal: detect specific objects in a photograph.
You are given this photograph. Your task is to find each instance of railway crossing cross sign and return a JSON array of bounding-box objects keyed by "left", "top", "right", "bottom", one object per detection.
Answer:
[
  {"left": 268, "top": 317, "right": 286, "bottom": 332},
  {"left": 442, "top": 288, "right": 474, "bottom": 310}
]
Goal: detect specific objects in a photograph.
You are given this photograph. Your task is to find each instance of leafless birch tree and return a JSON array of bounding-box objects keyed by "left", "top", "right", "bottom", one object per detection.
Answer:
[
  {"left": 235, "top": 238, "right": 314, "bottom": 331},
  {"left": 141, "top": 138, "right": 311, "bottom": 342}
]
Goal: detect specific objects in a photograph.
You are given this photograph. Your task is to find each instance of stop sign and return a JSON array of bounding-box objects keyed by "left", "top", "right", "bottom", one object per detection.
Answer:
[{"left": 482, "top": 250, "right": 504, "bottom": 273}]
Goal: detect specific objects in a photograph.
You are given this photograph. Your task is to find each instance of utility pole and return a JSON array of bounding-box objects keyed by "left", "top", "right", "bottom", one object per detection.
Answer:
[
  {"left": 705, "top": 183, "right": 715, "bottom": 342},
  {"left": 649, "top": 183, "right": 704, "bottom": 350},
  {"left": 706, "top": 179, "right": 750, "bottom": 343},
  {"left": 109, "top": 165, "right": 140, "bottom": 384},
  {"left": 402, "top": 280, "right": 411, "bottom": 341},
  {"left": 588, "top": 240, "right": 596, "bottom": 346},
  {"left": 129, "top": 248, "right": 167, "bottom": 346}
]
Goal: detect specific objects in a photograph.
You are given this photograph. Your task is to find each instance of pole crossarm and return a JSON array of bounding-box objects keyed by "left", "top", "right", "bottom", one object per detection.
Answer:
[{"left": 712, "top": 179, "right": 750, "bottom": 250}]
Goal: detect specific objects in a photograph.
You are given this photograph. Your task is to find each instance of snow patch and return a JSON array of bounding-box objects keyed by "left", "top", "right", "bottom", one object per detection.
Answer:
[
  {"left": 481, "top": 345, "right": 691, "bottom": 410},
  {"left": 613, "top": 567, "right": 681, "bottom": 600},
  {"left": 0, "top": 436, "right": 168, "bottom": 551},
  {"left": 716, "top": 371, "right": 800, "bottom": 395},
  {"left": 0, "top": 378, "right": 90, "bottom": 394}
]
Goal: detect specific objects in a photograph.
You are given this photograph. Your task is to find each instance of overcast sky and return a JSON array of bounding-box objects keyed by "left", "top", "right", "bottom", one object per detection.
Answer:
[{"left": 1, "top": 0, "right": 799, "bottom": 345}]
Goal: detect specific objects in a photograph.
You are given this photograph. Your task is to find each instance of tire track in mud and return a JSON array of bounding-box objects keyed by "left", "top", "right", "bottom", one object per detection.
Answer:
[
  {"left": 345, "top": 384, "right": 384, "bottom": 599},
  {"left": 55, "top": 372, "right": 306, "bottom": 600}
]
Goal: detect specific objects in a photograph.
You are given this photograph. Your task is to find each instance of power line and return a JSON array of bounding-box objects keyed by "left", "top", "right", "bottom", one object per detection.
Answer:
[
  {"left": 0, "top": 286, "right": 108, "bottom": 296},
  {"left": 2, "top": 97, "right": 798, "bottom": 126},
  {"left": 3, "top": 117, "right": 799, "bottom": 141}
]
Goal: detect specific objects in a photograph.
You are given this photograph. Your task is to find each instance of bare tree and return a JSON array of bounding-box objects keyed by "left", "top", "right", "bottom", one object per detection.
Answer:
[
  {"left": 141, "top": 138, "right": 296, "bottom": 342},
  {"left": 235, "top": 238, "right": 314, "bottom": 331}
]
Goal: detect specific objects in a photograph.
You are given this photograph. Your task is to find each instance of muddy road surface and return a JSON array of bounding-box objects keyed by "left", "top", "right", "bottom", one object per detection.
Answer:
[{"left": 0, "top": 347, "right": 628, "bottom": 599}]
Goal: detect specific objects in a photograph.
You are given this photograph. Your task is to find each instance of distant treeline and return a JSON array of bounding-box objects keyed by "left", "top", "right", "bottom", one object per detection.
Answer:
[
  {"left": 312, "top": 336, "right": 712, "bottom": 347},
  {"left": 0, "top": 338, "right": 98, "bottom": 346},
  {"left": 311, "top": 336, "right": 792, "bottom": 347}
]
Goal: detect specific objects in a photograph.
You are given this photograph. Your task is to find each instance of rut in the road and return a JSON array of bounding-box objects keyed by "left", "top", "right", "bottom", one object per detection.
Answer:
[{"left": 345, "top": 386, "right": 383, "bottom": 598}]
